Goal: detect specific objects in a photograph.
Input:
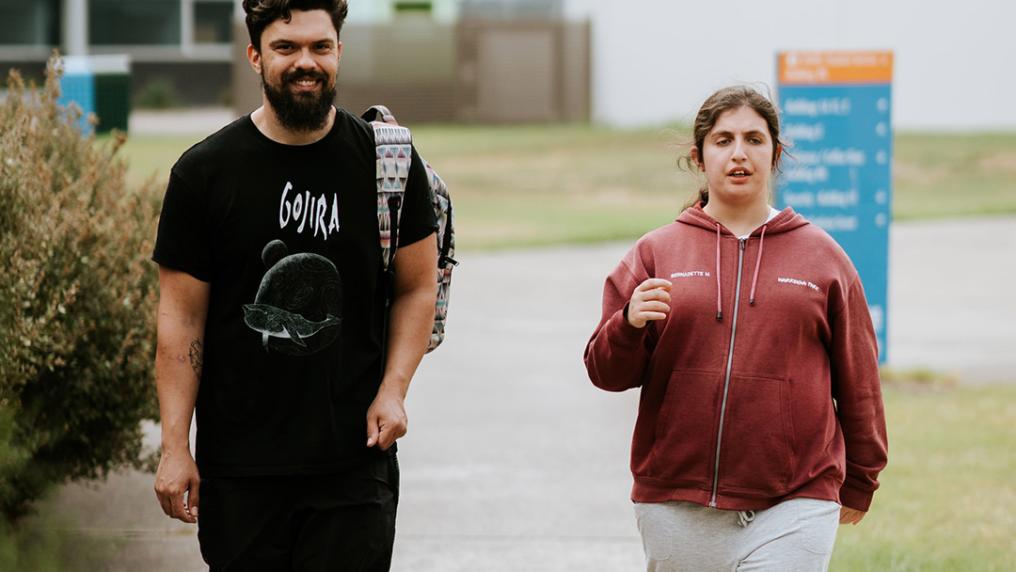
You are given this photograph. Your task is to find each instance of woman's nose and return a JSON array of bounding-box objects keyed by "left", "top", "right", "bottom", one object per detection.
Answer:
[{"left": 732, "top": 140, "right": 748, "bottom": 160}]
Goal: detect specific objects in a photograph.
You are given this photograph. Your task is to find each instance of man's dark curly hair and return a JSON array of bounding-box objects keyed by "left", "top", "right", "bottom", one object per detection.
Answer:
[{"left": 243, "top": 0, "right": 349, "bottom": 51}]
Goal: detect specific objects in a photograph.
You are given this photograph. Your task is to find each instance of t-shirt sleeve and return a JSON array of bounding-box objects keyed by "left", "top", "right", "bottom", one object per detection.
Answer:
[
  {"left": 396, "top": 146, "right": 438, "bottom": 247},
  {"left": 152, "top": 170, "right": 213, "bottom": 282}
]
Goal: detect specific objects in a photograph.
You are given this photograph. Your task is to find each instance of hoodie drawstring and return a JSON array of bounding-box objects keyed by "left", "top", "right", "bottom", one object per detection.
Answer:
[
  {"left": 715, "top": 223, "right": 767, "bottom": 319},
  {"left": 748, "top": 225, "right": 767, "bottom": 306},
  {"left": 714, "top": 224, "right": 723, "bottom": 321}
]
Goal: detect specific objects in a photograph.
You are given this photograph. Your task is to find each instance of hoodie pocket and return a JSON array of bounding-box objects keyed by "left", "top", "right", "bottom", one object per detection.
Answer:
[
  {"left": 718, "top": 374, "right": 796, "bottom": 495},
  {"left": 649, "top": 370, "right": 721, "bottom": 486}
]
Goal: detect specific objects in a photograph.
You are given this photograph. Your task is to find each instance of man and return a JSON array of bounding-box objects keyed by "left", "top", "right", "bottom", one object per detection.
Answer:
[{"left": 152, "top": 1, "right": 438, "bottom": 569}]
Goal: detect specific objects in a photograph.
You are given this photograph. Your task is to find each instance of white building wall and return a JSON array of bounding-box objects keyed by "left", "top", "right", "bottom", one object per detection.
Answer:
[{"left": 566, "top": 0, "right": 1016, "bottom": 130}]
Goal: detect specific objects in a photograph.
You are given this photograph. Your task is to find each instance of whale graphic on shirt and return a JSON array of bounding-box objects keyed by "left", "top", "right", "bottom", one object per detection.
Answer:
[{"left": 242, "top": 304, "right": 341, "bottom": 349}]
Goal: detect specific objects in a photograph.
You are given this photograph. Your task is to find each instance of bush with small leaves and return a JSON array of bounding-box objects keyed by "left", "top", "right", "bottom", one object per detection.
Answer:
[{"left": 0, "top": 55, "right": 161, "bottom": 523}]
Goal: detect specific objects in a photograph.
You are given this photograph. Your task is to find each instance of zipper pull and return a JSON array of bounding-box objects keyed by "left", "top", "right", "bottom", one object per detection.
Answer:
[{"left": 739, "top": 238, "right": 746, "bottom": 251}]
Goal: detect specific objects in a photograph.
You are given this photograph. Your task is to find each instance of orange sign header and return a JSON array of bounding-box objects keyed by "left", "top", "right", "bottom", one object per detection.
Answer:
[{"left": 778, "top": 51, "right": 893, "bottom": 85}]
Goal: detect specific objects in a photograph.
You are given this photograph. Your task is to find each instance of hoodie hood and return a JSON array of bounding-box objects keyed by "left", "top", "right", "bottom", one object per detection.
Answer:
[
  {"left": 676, "top": 203, "right": 810, "bottom": 236},
  {"left": 676, "top": 204, "right": 810, "bottom": 320}
]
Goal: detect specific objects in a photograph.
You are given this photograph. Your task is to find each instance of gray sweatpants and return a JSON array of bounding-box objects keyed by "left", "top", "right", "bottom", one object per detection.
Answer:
[{"left": 633, "top": 498, "right": 840, "bottom": 572}]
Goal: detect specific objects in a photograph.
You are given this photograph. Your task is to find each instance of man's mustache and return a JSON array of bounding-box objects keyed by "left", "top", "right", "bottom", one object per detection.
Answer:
[{"left": 282, "top": 70, "right": 327, "bottom": 84}]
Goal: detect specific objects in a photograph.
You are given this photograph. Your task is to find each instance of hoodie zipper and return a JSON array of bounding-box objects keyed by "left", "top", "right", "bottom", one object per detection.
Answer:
[{"left": 709, "top": 237, "right": 746, "bottom": 508}]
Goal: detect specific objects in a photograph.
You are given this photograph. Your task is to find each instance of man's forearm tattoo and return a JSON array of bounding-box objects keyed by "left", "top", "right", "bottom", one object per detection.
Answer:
[{"left": 188, "top": 339, "right": 203, "bottom": 377}]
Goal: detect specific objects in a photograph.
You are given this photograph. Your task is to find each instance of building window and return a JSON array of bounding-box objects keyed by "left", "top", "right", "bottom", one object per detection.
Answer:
[
  {"left": 90, "top": 0, "right": 181, "bottom": 45},
  {"left": 195, "top": 0, "right": 232, "bottom": 44},
  {"left": 0, "top": 0, "right": 61, "bottom": 46}
]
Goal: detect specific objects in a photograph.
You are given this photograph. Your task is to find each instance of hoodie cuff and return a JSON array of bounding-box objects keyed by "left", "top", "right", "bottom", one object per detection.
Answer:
[
  {"left": 839, "top": 484, "right": 874, "bottom": 512},
  {"left": 608, "top": 303, "right": 649, "bottom": 347}
]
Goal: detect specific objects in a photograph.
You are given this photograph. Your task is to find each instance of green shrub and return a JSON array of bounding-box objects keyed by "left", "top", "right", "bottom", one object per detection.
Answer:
[
  {"left": 133, "top": 77, "right": 180, "bottom": 110},
  {"left": 0, "top": 56, "right": 161, "bottom": 523}
]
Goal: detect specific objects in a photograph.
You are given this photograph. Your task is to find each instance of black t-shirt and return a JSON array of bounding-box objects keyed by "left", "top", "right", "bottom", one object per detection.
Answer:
[{"left": 153, "top": 108, "right": 437, "bottom": 477}]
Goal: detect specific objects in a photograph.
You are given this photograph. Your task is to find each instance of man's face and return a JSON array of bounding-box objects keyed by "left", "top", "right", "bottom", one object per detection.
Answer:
[{"left": 255, "top": 9, "right": 342, "bottom": 132}]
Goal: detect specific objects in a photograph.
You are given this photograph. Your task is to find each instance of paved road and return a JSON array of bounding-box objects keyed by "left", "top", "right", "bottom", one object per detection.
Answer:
[
  {"left": 33, "top": 216, "right": 1016, "bottom": 570},
  {"left": 129, "top": 108, "right": 236, "bottom": 136},
  {"left": 886, "top": 217, "right": 1016, "bottom": 381}
]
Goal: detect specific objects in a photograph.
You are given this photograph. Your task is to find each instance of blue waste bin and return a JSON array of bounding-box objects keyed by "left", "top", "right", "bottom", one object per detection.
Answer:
[{"left": 59, "top": 55, "right": 131, "bottom": 135}]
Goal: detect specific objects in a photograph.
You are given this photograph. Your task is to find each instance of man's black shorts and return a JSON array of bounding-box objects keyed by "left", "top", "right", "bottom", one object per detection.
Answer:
[{"left": 197, "top": 452, "right": 399, "bottom": 572}]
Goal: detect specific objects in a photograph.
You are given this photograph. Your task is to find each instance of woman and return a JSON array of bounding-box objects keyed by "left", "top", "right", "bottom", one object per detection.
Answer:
[{"left": 583, "top": 86, "right": 887, "bottom": 571}]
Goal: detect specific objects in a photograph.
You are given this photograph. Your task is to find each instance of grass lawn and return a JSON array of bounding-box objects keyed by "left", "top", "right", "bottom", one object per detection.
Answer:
[
  {"left": 115, "top": 125, "right": 1016, "bottom": 250},
  {"left": 829, "top": 383, "right": 1016, "bottom": 571},
  {"left": 893, "top": 132, "right": 1016, "bottom": 219}
]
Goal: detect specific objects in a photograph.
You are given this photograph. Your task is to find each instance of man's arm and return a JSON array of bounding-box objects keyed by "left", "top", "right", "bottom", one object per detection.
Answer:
[
  {"left": 153, "top": 266, "right": 210, "bottom": 524},
  {"left": 366, "top": 233, "right": 438, "bottom": 450}
]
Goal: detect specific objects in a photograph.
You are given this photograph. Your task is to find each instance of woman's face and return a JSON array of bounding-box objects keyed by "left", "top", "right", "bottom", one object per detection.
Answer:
[{"left": 694, "top": 106, "right": 776, "bottom": 208}]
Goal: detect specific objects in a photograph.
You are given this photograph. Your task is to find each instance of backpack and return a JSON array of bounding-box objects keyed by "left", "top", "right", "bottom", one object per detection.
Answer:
[{"left": 363, "top": 105, "right": 456, "bottom": 353}]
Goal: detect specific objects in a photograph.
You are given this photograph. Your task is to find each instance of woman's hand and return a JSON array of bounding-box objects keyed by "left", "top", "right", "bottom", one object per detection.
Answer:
[
  {"left": 627, "top": 278, "right": 673, "bottom": 328},
  {"left": 839, "top": 506, "right": 866, "bottom": 525}
]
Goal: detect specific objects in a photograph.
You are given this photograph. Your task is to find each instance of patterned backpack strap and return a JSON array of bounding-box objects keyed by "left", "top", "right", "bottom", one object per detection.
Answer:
[
  {"left": 363, "top": 105, "right": 457, "bottom": 355},
  {"left": 368, "top": 108, "right": 413, "bottom": 273},
  {"left": 425, "top": 160, "right": 455, "bottom": 352},
  {"left": 365, "top": 104, "right": 397, "bottom": 124}
]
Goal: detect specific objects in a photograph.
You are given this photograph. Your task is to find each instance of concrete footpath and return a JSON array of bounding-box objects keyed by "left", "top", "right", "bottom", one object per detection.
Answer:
[{"left": 34, "top": 216, "right": 1016, "bottom": 570}]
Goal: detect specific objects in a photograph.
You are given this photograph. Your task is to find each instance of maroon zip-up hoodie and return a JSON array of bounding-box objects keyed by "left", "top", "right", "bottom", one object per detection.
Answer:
[{"left": 584, "top": 205, "right": 887, "bottom": 512}]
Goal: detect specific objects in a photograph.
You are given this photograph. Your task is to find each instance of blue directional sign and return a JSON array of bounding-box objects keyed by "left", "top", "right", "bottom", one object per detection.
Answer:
[{"left": 776, "top": 51, "right": 893, "bottom": 362}]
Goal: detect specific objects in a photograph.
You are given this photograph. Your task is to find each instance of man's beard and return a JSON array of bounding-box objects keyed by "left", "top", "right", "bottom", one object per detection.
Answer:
[{"left": 261, "top": 67, "right": 337, "bottom": 132}]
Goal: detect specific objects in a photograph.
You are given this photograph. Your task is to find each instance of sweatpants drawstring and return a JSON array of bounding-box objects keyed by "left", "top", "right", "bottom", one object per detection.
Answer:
[{"left": 737, "top": 510, "right": 756, "bottom": 528}]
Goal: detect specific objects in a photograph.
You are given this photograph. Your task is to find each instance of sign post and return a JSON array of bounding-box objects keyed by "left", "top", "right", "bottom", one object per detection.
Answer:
[{"left": 776, "top": 50, "right": 893, "bottom": 362}]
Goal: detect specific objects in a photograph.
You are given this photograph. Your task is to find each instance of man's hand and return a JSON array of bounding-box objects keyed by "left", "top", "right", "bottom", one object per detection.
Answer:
[
  {"left": 839, "top": 506, "right": 866, "bottom": 525},
  {"left": 154, "top": 448, "right": 200, "bottom": 524},
  {"left": 627, "top": 278, "right": 673, "bottom": 328},
  {"left": 154, "top": 267, "right": 207, "bottom": 524},
  {"left": 365, "top": 232, "right": 436, "bottom": 451},
  {"left": 366, "top": 383, "right": 408, "bottom": 450}
]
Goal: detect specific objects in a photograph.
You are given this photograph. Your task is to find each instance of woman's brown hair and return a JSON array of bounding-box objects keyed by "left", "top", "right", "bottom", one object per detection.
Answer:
[{"left": 680, "top": 86, "right": 787, "bottom": 208}]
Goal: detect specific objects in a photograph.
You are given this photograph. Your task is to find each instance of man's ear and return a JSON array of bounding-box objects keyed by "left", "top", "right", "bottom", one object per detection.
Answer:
[
  {"left": 336, "top": 40, "right": 344, "bottom": 63},
  {"left": 690, "top": 146, "right": 703, "bottom": 170},
  {"left": 247, "top": 44, "right": 261, "bottom": 74}
]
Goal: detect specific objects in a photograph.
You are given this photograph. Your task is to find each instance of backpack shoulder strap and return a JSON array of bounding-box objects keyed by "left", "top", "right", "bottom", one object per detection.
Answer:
[{"left": 366, "top": 107, "right": 413, "bottom": 273}]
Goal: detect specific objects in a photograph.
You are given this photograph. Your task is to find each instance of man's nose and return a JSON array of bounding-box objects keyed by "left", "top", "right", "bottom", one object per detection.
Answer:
[{"left": 294, "top": 47, "right": 317, "bottom": 69}]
